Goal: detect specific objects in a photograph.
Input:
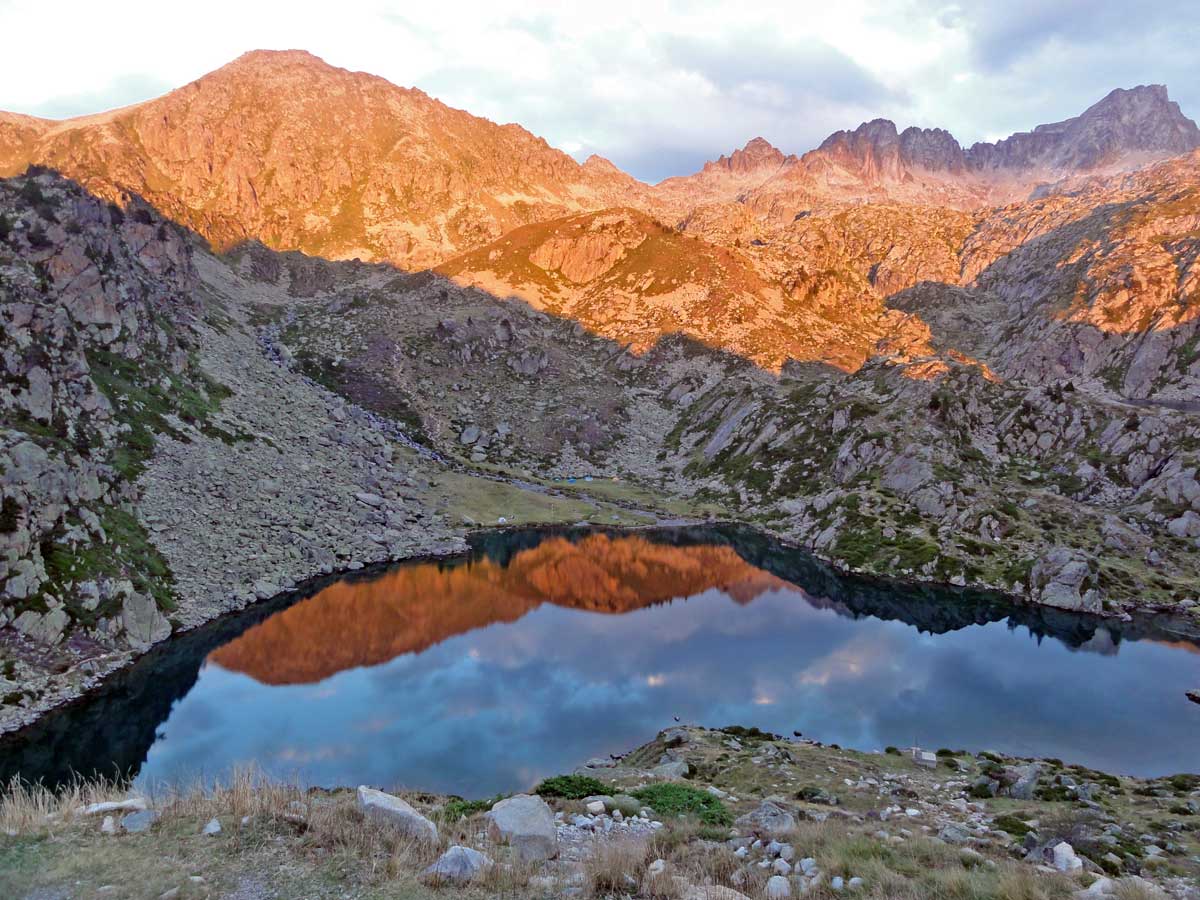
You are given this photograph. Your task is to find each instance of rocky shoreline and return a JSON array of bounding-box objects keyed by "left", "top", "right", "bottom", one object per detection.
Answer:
[{"left": 2, "top": 725, "right": 1197, "bottom": 899}]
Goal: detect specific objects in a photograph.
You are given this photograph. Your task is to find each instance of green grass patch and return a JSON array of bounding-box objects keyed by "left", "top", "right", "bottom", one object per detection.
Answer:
[
  {"left": 631, "top": 783, "right": 732, "bottom": 826},
  {"left": 533, "top": 774, "right": 610, "bottom": 800}
]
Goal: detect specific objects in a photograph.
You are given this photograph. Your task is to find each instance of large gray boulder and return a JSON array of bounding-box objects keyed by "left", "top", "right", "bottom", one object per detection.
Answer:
[
  {"left": 734, "top": 800, "right": 796, "bottom": 837},
  {"left": 356, "top": 786, "right": 438, "bottom": 844},
  {"left": 121, "top": 591, "right": 171, "bottom": 649},
  {"left": 12, "top": 608, "right": 69, "bottom": 644},
  {"left": 1029, "top": 548, "right": 1101, "bottom": 612},
  {"left": 1004, "top": 763, "right": 1041, "bottom": 800},
  {"left": 485, "top": 794, "right": 558, "bottom": 862},
  {"left": 421, "top": 845, "right": 493, "bottom": 884}
]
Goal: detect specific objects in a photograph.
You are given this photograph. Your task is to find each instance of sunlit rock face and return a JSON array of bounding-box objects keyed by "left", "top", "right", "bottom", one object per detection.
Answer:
[{"left": 207, "top": 534, "right": 795, "bottom": 684}]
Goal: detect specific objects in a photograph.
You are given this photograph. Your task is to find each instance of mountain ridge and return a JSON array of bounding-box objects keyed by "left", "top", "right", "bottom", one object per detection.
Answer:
[{"left": 3, "top": 52, "right": 1198, "bottom": 266}]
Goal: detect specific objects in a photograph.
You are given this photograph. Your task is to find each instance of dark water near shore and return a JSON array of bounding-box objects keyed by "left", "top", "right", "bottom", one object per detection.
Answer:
[{"left": 2, "top": 526, "right": 1198, "bottom": 795}]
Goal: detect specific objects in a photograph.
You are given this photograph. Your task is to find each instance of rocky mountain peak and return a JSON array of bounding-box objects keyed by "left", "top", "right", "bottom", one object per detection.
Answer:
[
  {"left": 704, "top": 137, "right": 789, "bottom": 175},
  {"left": 966, "top": 84, "right": 1200, "bottom": 173},
  {"left": 899, "top": 126, "right": 966, "bottom": 173},
  {"left": 814, "top": 119, "right": 904, "bottom": 182}
]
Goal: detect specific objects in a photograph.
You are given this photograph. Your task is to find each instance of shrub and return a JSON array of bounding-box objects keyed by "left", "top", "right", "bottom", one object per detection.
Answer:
[
  {"left": 721, "top": 725, "right": 778, "bottom": 741},
  {"left": 534, "top": 774, "right": 609, "bottom": 800},
  {"left": 631, "top": 783, "right": 731, "bottom": 826},
  {"left": 440, "top": 795, "right": 500, "bottom": 821},
  {"left": 992, "top": 814, "right": 1033, "bottom": 838}
]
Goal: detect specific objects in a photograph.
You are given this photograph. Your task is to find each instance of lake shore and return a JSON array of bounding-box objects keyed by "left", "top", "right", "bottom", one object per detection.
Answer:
[{"left": 2, "top": 725, "right": 1197, "bottom": 900}]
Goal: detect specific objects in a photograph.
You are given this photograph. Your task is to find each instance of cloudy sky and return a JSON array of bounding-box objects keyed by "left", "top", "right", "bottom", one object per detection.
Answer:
[{"left": 2, "top": 0, "right": 1197, "bottom": 182}]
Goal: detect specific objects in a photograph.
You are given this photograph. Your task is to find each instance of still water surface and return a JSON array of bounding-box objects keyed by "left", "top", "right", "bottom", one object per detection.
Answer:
[{"left": 4, "top": 527, "right": 1198, "bottom": 794}]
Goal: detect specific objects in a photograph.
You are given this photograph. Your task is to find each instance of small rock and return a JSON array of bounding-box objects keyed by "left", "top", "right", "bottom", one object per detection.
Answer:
[
  {"left": 766, "top": 875, "right": 791, "bottom": 898},
  {"left": 1052, "top": 841, "right": 1082, "bottom": 872},
  {"left": 202, "top": 817, "right": 221, "bottom": 835},
  {"left": 121, "top": 809, "right": 159, "bottom": 833},
  {"left": 421, "top": 845, "right": 493, "bottom": 885}
]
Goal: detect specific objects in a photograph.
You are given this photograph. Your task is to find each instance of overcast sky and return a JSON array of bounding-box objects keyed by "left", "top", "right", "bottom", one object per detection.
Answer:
[{"left": 2, "top": 0, "right": 1197, "bottom": 182}]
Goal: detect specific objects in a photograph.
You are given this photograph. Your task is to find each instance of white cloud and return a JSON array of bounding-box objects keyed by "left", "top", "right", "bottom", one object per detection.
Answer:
[{"left": 2, "top": 0, "right": 1195, "bottom": 182}]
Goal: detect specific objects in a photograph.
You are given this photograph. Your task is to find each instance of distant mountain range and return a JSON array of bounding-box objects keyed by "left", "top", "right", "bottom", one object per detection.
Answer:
[{"left": 3, "top": 51, "right": 1198, "bottom": 267}]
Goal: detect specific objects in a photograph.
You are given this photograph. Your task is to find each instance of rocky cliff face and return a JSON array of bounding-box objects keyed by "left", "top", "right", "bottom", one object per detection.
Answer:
[{"left": 0, "top": 170, "right": 203, "bottom": 653}]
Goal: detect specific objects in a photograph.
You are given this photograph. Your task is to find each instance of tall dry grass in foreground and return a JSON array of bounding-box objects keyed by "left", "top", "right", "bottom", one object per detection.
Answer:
[{"left": 0, "top": 767, "right": 439, "bottom": 876}]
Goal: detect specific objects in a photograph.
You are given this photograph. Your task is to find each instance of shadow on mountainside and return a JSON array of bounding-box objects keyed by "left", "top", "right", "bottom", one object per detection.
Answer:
[{"left": 884, "top": 196, "right": 1200, "bottom": 401}]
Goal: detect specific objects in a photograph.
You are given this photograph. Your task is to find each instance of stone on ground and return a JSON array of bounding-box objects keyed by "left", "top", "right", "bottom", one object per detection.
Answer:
[
  {"left": 485, "top": 793, "right": 558, "bottom": 862},
  {"left": 766, "top": 874, "right": 791, "bottom": 898},
  {"left": 356, "top": 786, "right": 438, "bottom": 844},
  {"left": 421, "top": 845, "right": 493, "bottom": 884},
  {"left": 121, "top": 809, "right": 159, "bottom": 833},
  {"left": 734, "top": 800, "right": 796, "bottom": 837}
]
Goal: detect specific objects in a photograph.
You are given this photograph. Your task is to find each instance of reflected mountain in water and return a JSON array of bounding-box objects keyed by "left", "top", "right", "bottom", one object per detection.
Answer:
[
  {"left": 1, "top": 525, "right": 1196, "bottom": 789},
  {"left": 209, "top": 534, "right": 796, "bottom": 685}
]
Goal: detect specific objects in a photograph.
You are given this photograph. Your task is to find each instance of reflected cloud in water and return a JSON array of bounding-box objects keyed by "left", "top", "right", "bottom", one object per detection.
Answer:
[{"left": 3, "top": 527, "right": 1197, "bottom": 793}]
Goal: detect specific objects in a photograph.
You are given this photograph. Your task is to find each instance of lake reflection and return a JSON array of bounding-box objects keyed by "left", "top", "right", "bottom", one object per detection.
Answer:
[{"left": 4, "top": 527, "right": 1199, "bottom": 793}]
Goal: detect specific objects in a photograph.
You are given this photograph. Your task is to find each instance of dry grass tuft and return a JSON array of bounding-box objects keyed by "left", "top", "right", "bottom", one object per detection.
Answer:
[
  {"left": 584, "top": 837, "right": 650, "bottom": 897},
  {"left": 1111, "top": 878, "right": 1168, "bottom": 900},
  {"left": 0, "top": 773, "right": 132, "bottom": 834}
]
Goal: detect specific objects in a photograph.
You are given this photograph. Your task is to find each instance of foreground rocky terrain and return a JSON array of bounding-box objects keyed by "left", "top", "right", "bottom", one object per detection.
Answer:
[{"left": 2, "top": 725, "right": 1197, "bottom": 899}]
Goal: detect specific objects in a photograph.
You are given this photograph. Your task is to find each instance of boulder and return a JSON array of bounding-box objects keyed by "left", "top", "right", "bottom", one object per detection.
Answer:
[
  {"left": 121, "top": 591, "right": 171, "bottom": 649},
  {"left": 938, "top": 823, "right": 971, "bottom": 844},
  {"left": 1005, "top": 764, "right": 1041, "bottom": 800},
  {"left": 78, "top": 798, "right": 147, "bottom": 816},
  {"left": 356, "top": 786, "right": 438, "bottom": 844},
  {"left": 1167, "top": 510, "right": 1200, "bottom": 538},
  {"left": 766, "top": 875, "right": 791, "bottom": 898},
  {"left": 1030, "top": 548, "right": 1101, "bottom": 612},
  {"left": 421, "top": 845, "right": 493, "bottom": 884},
  {"left": 485, "top": 794, "right": 558, "bottom": 862},
  {"left": 12, "top": 608, "right": 69, "bottom": 645},
  {"left": 652, "top": 759, "right": 692, "bottom": 779},
  {"left": 683, "top": 886, "right": 753, "bottom": 900},
  {"left": 734, "top": 801, "right": 796, "bottom": 837},
  {"left": 1051, "top": 841, "right": 1083, "bottom": 872}
]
